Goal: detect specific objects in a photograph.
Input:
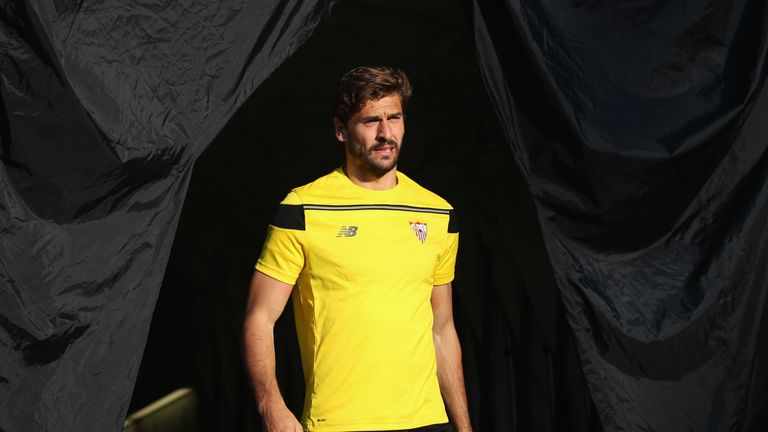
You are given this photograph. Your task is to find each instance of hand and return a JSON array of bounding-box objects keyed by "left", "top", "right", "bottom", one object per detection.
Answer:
[{"left": 260, "top": 401, "right": 303, "bottom": 432}]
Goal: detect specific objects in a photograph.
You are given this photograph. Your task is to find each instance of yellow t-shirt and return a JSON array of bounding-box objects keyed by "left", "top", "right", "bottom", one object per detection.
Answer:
[{"left": 256, "top": 168, "right": 459, "bottom": 431}]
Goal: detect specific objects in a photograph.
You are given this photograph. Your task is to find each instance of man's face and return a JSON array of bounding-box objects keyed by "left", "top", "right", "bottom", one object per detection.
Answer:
[{"left": 335, "top": 93, "right": 405, "bottom": 177}]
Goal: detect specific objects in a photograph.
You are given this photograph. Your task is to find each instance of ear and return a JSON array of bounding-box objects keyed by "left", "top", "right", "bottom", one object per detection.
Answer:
[{"left": 333, "top": 118, "right": 346, "bottom": 142}]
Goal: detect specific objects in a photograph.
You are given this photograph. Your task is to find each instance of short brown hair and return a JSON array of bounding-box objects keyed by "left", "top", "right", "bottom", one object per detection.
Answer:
[{"left": 333, "top": 66, "right": 412, "bottom": 125}]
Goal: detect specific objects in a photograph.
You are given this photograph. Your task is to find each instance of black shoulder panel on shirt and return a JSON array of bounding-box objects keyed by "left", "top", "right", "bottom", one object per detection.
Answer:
[
  {"left": 272, "top": 204, "right": 305, "bottom": 230},
  {"left": 448, "top": 209, "right": 459, "bottom": 233}
]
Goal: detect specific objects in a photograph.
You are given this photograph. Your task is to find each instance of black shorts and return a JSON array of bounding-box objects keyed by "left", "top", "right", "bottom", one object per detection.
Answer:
[{"left": 394, "top": 423, "right": 454, "bottom": 432}]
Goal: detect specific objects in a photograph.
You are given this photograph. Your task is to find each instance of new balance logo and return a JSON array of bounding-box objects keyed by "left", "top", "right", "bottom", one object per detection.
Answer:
[{"left": 337, "top": 226, "right": 358, "bottom": 237}]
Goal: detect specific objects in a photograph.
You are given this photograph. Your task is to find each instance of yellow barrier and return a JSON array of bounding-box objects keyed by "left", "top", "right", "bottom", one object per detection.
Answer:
[{"left": 123, "top": 387, "right": 198, "bottom": 432}]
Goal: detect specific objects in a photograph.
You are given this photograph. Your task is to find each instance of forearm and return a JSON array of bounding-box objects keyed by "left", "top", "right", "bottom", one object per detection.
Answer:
[
  {"left": 243, "top": 271, "right": 302, "bottom": 431},
  {"left": 243, "top": 317, "right": 287, "bottom": 413},
  {"left": 434, "top": 325, "right": 472, "bottom": 432}
]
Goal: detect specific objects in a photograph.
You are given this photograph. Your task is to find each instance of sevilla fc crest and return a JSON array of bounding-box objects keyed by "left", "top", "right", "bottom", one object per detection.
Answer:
[{"left": 409, "top": 221, "right": 427, "bottom": 243}]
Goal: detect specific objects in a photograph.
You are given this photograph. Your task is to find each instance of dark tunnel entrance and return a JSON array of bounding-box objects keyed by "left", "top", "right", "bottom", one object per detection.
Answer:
[{"left": 128, "top": 1, "right": 591, "bottom": 430}]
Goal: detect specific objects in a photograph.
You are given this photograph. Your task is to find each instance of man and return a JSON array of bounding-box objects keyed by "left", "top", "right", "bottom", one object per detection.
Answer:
[{"left": 243, "top": 66, "right": 472, "bottom": 432}]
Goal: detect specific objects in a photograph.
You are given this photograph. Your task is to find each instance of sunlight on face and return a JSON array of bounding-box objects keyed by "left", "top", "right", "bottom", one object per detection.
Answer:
[{"left": 337, "top": 94, "right": 405, "bottom": 177}]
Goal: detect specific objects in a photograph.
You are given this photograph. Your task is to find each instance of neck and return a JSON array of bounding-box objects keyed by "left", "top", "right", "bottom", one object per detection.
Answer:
[{"left": 343, "top": 161, "right": 398, "bottom": 191}]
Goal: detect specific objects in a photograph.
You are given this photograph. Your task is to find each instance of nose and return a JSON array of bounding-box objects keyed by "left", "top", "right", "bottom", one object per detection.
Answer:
[{"left": 376, "top": 119, "right": 392, "bottom": 142}]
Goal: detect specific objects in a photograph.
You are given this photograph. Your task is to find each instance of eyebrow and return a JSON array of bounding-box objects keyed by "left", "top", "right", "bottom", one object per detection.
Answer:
[{"left": 359, "top": 112, "right": 403, "bottom": 122}]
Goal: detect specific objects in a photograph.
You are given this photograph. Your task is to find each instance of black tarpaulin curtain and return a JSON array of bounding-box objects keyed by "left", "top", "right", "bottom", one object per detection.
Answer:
[
  {"left": 474, "top": 0, "right": 768, "bottom": 431},
  {"left": 1, "top": 0, "right": 767, "bottom": 431},
  {"left": 0, "top": 1, "right": 334, "bottom": 430}
]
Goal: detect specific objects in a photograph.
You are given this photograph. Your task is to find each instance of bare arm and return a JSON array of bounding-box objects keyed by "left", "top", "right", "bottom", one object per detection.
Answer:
[
  {"left": 243, "top": 271, "right": 303, "bottom": 432},
  {"left": 431, "top": 283, "right": 472, "bottom": 432}
]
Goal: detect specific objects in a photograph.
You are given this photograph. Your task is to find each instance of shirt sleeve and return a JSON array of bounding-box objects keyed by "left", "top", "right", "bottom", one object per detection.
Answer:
[
  {"left": 255, "top": 191, "right": 305, "bottom": 285},
  {"left": 433, "top": 209, "right": 459, "bottom": 285}
]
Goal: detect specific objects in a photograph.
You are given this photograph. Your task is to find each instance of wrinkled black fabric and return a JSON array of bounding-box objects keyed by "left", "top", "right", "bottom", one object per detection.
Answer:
[
  {"left": 474, "top": 0, "right": 768, "bottom": 431},
  {"left": 0, "top": 1, "right": 333, "bottom": 430}
]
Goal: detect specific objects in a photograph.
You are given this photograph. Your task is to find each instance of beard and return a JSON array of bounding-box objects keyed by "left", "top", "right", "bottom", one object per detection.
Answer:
[{"left": 347, "top": 139, "right": 400, "bottom": 177}]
